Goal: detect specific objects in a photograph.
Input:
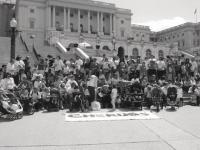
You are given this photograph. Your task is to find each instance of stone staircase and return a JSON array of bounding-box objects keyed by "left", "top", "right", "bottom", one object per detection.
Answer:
[
  {"left": 16, "top": 35, "right": 38, "bottom": 65},
  {"left": 0, "top": 37, "right": 11, "bottom": 66},
  {"left": 35, "top": 45, "right": 76, "bottom": 60}
]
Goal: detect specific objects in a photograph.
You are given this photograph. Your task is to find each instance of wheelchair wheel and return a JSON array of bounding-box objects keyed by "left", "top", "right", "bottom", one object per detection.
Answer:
[
  {"left": 17, "top": 113, "right": 23, "bottom": 119},
  {"left": 27, "top": 107, "right": 35, "bottom": 115}
]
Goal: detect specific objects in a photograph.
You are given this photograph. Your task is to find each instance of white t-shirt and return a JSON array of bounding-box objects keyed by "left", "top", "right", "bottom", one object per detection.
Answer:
[
  {"left": 111, "top": 88, "right": 118, "bottom": 100},
  {"left": 75, "top": 59, "right": 83, "bottom": 70},
  {"left": 87, "top": 76, "right": 98, "bottom": 88},
  {"left": 54, "top": 59, "right": 64, "bottom": 71},
  {"left": 191, "top": 61, "right": 198, "bottom": 72},
  {"left": 157, "top": 60, "right": 166, "bottom": 70},
  {"left": 0, "top": 78, "right": 16, "bottom": 90}
]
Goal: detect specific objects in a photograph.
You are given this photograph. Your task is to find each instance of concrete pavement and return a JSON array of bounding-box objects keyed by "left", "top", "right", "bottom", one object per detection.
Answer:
[{"left": 0, "top": 106, "right": 200, "bottom": 150}]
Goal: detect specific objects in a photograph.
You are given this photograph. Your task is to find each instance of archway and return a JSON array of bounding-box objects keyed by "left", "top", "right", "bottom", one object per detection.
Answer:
[
  {"left": 102, "top": 46, "right": 110, "bottom": 51},
  {"left": 118, "top": 47, "right": 125, "bottom": 62},
  {"left": 158, "top": 50, "right": 164, "bottom": 58},
  {"left": 146, "top": 49, "right": 152, "bottom": 59},
  {"left": 132, "top": 48, "right": 139, "bottom": 59}
]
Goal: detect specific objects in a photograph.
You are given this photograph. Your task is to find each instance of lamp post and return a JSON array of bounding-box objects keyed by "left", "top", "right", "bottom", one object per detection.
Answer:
[
  {"left": 112, "top": 36, "right": 117, "bottom": 57},
  {"left": 10, "top": 17, "right": 17, "bottom": 61},
  {"left": 112, "top": 36, "right": 116, "bottom": 51},
  {"left": 30, "top": 34, "right": 36, "bottom": 49}
]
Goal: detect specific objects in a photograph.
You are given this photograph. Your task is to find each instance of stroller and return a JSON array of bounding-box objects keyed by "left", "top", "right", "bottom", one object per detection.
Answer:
[
  {"left": 151, "top": 85, "right": 164, "bottom": 112},
  {"left": 0, "top": 90, "right": 23, "bottom": 120},
  {"left": 44, "top": 88, "right": 60, "bottom": 112},
  {"left": 69, "top": 91, "right": 82, "bottom": 112},
  {"left": 14, "top": 88, "right": 35, "bottom": 115},
  {"left": 126, "top": 82, "right": 144, "bottom": 110},
  {"left": 167, "top": 85, "right": 180, "bottom": 109}
]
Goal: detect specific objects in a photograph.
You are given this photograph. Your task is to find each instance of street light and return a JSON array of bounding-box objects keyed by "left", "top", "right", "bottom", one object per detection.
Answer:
[
  {"left": 10, "top": 17, "right": 17, "bottom": 61},
  {"left": 112, "top": 36, "right": 116, "bottom": 51},
  {"left": 30, "top": 34, "right": 36, "bottom": 49}
]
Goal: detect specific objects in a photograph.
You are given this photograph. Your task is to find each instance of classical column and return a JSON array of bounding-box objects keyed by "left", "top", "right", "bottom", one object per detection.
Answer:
[
  {"left": 97, "top": 12, "right": 99, "bottom": 34},
  {"left": 63, "top": 7, "right": 66, "bottom": 31},
  {"left": 52, "top": 6, "right": 56, "bottom": 29},
  {"left": 100, "top": 12, "right": 104, "bottom": 34},
  {"left": 113, "top": 14, "right": 116, "bottom": 36},
  {"left": 67, "top": 8, "right": 71, "bottom": 32},
  {"left": 46, "top": 6, "right": 51, "bottom": 29},
  {"left": 78, "top": 9, "right": 80, "bottom": 33},
  {"left": 88, "top": 11, "right": 91, "bottom": 34},
  {"left": 110, "top": 13, "right": 112, "bottom": 36}
]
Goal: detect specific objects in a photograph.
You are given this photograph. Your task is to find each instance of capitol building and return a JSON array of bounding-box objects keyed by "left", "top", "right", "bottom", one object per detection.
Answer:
[
  {"left": 4, "top": 0, "right": 197, "bottom": 64},
  {"left": 12, "top": 0, "right": 180, "bottom": 60}
]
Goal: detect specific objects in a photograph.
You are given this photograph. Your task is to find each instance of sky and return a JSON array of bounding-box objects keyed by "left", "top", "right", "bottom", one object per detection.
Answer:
[{"left": 98, "top": 0, "right": 200, "bottom": 31}]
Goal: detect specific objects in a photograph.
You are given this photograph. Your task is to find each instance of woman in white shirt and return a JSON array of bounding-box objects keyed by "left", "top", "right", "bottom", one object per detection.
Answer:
[{"left": 53, "top": 56, "right": 64, "bottom": 74}]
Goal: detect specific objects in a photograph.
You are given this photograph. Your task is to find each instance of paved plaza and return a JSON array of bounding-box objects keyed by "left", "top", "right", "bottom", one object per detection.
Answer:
[{"left": 0, "top": 106, "right": 200, "bottom": 150}]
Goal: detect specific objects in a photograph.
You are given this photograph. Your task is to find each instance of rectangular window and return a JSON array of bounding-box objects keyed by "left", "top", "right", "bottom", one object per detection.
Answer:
[
  {"left": 182, "top": 40, "right": 185, "bottom": 46},
  {"left": 30, "top": 20, "right": 35, "bottom": 29},
  {"left": 121, "top": 30, "right": 125, "bottom": 37},
  {"left": 30, "top": 9, "right": 34, "bottom": 13},
  {"left": 29, "top": 18, "right": 36, "bottom": 29},
  {"left": 56, "top": 12, "right": 59, "bottom": 16},
  {"left": 194, "top": 40, "right": 196, "bottom": 46},
  {"left": 197, "top": 40, "right": 200, "bottom": 46},
  {"left": 197, "top": 31, "right": 200, "bottom": 36}
]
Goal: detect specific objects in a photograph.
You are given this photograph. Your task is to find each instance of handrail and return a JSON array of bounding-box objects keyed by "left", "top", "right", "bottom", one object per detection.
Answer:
[
  {"left": 33, "top": 46, "right": 40, "bottom": 61},
  {"left": 19, "top": 34, "right": 29, "bottom": 52}
]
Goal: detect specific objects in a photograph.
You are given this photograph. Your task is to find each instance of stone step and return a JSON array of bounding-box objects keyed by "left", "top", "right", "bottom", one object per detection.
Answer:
[{"left": 0, "top": 37, "right": 11, "bottom": 66}]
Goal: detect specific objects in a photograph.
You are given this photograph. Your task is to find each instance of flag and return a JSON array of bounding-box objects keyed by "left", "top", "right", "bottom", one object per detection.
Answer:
[{"left": 194, "top": 9, "right": 197, "bottom": 15}]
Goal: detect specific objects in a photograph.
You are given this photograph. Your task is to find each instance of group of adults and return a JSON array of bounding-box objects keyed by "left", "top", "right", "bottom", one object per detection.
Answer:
[{"left": 0, "top": 53, "right": 199, "bottom": 110}]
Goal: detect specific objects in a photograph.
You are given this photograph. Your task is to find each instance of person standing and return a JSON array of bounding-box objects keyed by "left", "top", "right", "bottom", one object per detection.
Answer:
[
  {"left": 53, "top": 56, "right": 64, "bottom": 75},
  {"left": 157, "top": 57, "right": 166, "bottom": 80},
  {"left": 87, "top": 75, "right": 98, "bottom": 106}
]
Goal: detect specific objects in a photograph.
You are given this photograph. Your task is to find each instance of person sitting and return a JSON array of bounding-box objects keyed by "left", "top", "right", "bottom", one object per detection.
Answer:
[
  {"left": 30, "top": 87, "right": 42, "bottom": 111},
  {"left": 67, "top": 82, "right": 80, "bottom": 112},
  {"left": 91, "top": 100, "right": 101, "bottom": 111},
  {"left": 18, "top": 74, "right": 32, "bottom": 92},
  {"left": 87, "top": 75, "right": 98, "bottom": 106},
  {"left": 0, "top": 73, "right": 16, "bottom": 91},
  {"left": 111, "top": 85, "right": 118, "bottom": 110}
]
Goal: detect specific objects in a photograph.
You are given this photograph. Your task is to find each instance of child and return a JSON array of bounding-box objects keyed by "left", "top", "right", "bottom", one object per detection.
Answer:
[
  {"left": 144, "top": 84, "right": 152, "bottom": 108},
  {"left": 58, "top": 82, "right": 66, "bottom": 109},
  {"left": 111, "top": 85, "right": 118, "bottom": 110},
  {"left": 30, "top": 87, "right": 42, "bottom": 111}
]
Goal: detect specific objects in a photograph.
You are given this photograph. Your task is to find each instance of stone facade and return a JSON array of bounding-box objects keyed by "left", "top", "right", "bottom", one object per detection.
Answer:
[
  {"left": 16, "top": 0, "right": 176, "bottom": 59},
  {"left": 156, "top": 22, "right": 200, "bottom": 55}
]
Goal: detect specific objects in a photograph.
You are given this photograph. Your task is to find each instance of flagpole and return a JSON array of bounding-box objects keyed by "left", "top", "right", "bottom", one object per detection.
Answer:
[{"left": 194, "top": 9, "right": 198, "bottom": 23}]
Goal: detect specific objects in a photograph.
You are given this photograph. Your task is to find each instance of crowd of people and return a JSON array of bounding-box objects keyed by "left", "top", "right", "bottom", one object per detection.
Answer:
[{"left": 0, "top": 53, "right": 200, "bottom": 112}]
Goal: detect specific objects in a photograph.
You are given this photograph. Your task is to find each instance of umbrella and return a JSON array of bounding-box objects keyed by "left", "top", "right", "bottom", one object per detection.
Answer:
[{"left": 79, "top": 42, "right": 92, "bottom": 48}]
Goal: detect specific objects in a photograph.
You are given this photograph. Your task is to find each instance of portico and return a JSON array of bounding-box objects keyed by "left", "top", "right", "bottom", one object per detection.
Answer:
[{"left": 47, "top": 5, "right": 115, "bottom": 36}]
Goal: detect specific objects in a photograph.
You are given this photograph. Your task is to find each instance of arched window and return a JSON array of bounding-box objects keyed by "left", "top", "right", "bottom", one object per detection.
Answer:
[
  {"left": 158, "top": 50, "right": 164, "bottom": 58},
  {"left": 132, "top": 48, "right": 139, "bottom": 59},
  {"left": 70, "top": 23, "right": 73, "bottom": 32},
  {"left": 102, "top": 46, "right": 110, "bottom": 51},
  {"left": 146, "top": 49, "right": 152, "bottom": 59},
  {"left": 80, "top": 24, "right": 83, "bottom": 33}
]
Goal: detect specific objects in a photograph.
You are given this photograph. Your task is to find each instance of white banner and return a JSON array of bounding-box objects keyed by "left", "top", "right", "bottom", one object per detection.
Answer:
[{"left": 65, "top": 111, "right": 160, "bottom": 122}]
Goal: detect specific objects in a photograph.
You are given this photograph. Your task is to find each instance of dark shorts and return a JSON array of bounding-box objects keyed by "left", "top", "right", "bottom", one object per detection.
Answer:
[
  {"left": 148, "top": 69, "right": 156, "bottom": 76},
  {"left": 157, "top": 70, "right": 166, "bottom": 79}
]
